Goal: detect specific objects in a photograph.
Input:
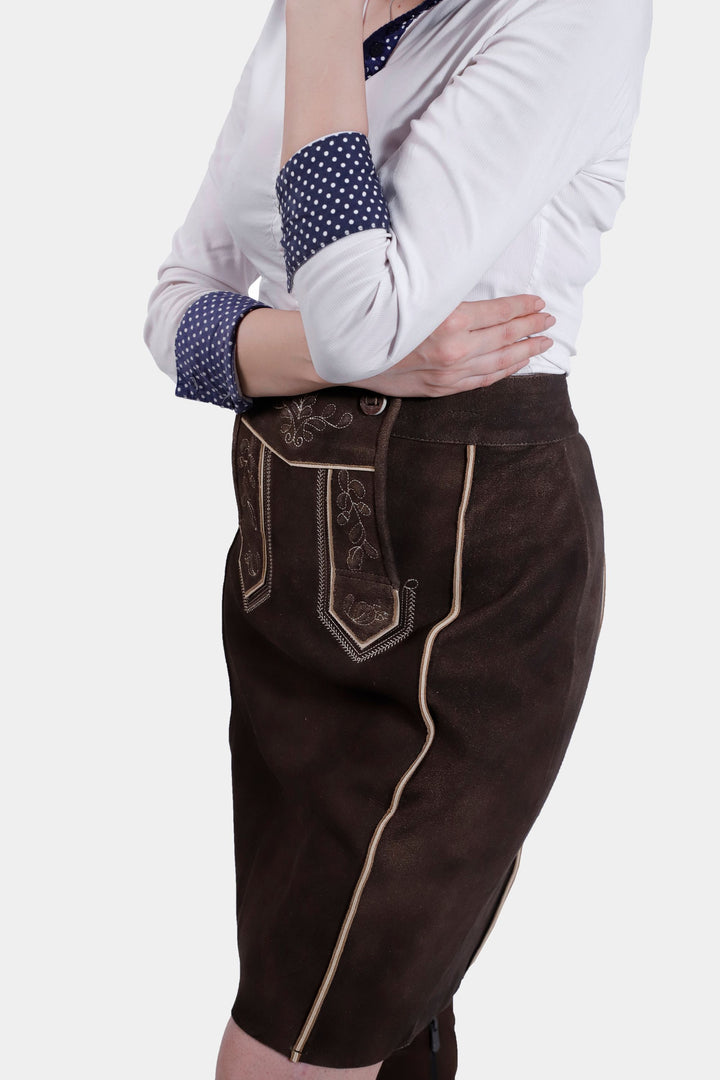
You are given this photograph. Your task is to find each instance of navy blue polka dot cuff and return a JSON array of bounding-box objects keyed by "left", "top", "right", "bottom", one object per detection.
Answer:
[
  {"left": 174, "top": 291, "right": 271, "bottom": 412},
  {"left": 275, "top": 131, "right": 392, "bottom": 293}
]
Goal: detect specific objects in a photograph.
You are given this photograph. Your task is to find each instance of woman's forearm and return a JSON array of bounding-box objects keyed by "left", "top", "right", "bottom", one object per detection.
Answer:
[
  {"left": 235, "top": 307, "right": 407, "bottom": 398},
  {"left": 235, "top": 308, "right": 337, "bottom": 397},
  {"left": 281, "top": 0, "right": 366, "bottom": 168},
  {"left": 234, "top": 299, "right": 553, "bottom": 402},
  {"left": 241, "top": 0, "right": 368, "bottom": 399}
]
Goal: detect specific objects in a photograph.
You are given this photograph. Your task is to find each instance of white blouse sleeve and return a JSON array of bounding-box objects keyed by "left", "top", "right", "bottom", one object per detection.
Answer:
[
  {"left": 275, "top": 0, "right": 652, "bottom": 383},
  {"left": 143, "top": 44, "right": 271, "bottom": 410}
]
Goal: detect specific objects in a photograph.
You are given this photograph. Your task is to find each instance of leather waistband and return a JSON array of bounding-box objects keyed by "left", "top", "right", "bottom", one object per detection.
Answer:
[
  {"left": 391, "top": 373, "right": 578, "bottom": 445},
  {"left": 240, "top": 373, "right": 579, "bottom": 472}
]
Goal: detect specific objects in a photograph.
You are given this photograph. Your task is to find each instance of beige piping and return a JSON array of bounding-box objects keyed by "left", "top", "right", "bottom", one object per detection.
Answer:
[
  {"left": 466, "top": 844, "right": 523, "bottom": 970},
  {"left": 289, "top": 443, "right": 477, "bottom": 1063},
  {"left": 241, "top": 417, "right": 374, "bottom": 472}
]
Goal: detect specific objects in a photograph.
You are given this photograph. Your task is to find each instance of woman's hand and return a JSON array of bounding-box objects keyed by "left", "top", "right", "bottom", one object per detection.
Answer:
[
  {"left": 348, "top": 294, "right": 555, "bottom": 397},
  {"left": 235, "top": 294, "right": 555, "bottom": 399}
]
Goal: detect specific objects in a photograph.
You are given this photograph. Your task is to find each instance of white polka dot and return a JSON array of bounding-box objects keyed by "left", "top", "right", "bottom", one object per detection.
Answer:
[
  {"left": 174, "top": 292, "right": 268, "bottom": 412},
  {"left": 275, "top": 130, "right": 393, "bottom": 291}
]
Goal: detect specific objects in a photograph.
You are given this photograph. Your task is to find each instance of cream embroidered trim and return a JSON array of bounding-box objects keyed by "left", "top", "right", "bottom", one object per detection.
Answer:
[
  {"left": 241, "top": 416, "right": 374, "bottom": 472},
  {"left": 326, "top": 468, "right": 401, "bottom": 649},
  {"left": 289, "top": 443, "right": 477, "bottom": 1062},
  {"left": 315, "top": 470, "right": 418, "bottom": 663},
  {"left": 240, "top": 442, "right": 270, "bottom": 602}
]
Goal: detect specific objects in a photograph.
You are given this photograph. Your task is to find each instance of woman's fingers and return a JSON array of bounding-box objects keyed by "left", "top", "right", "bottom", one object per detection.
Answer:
[
  {"left": 440, "top": 333, "right": 553, "bottom": 391},
  {"left": 507, "top": 330, "right": 554, "bottom": 363},
  {"left": 468, "top": 309, "right": 556, "bottom": 357},
  {"left": 393, "top": 294, "right": 555, "bottom": 378},
  {"left": 484, "top": 331, "right": 554, "bottom": 370},
  {"left": 429, "top": 298, "right": 554, "bottom": 368},
  {"left": 466, "top": 358, "right": 532, "bottom": 388},
  {"left": 438, "top": 344, "right": 547, "bottom": 392},
  {"left": 457, "top": 294, "right": 547, "bottom": 331}
]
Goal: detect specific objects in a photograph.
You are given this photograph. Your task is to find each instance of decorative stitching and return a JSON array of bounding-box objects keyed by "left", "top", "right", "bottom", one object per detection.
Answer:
[
  {"left": 235, "top": 431, "right": 273, "bottom": 613},
  {"left": 273, "top": 393, "right": 354, "bottom": 448},
  {"left": 336, "top": 469, "right": 379, "bottom": 570},
  {"left": 237, "top": 436, "right": 256, "bottom": 478},
  {"left": 342, "top": 593, "right": 393, "bottom": 627},
  {"left": 291, "top": 445, "right": 476, "bottom": 1062},
  {"left": 240, "top": 415, "right": 373, "bottom": 471},
  {"left": 327, "top": 468, "right": 400, "bottom": 648},
  {"left": 236, "top": 436, "right": 262, "bottom": 587},
  {"left": 315, "top": 469, "right": 418, "bottom": 663}
]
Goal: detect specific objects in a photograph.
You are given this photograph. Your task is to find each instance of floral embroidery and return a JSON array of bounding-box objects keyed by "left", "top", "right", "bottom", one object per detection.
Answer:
[
  {"left": 274, "top": 394, "right": 353, "bottom": 448},
  {"left": 342, "top": 593, "right": 392, "bottom": 627},
  {"left": 236, "top": 434, "right": 264, "bottom": 590},
  {"left": 336, "top": 469, "right": 379, "bottom": 570},
  {"left": 240, "top": 493, "right": 257, "bottom": 532},
  {"left": 238, "top": 437, "right": 257, "bottom": 486},
  {"left": 315, "top": 471, "right": 419, "bottom": 662},
  {"left": 242, "top": 547, "right": 262, "bottom": 579}
]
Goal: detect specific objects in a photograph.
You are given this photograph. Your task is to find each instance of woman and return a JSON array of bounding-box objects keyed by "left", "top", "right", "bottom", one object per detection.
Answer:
[{"left": 143, "top": 0, "right": 652, "bottom": 1077}]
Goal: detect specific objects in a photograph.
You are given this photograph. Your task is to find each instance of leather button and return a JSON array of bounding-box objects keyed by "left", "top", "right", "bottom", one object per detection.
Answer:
[{"left": 359, "top": 393, "right": 387, "bottom": 416}]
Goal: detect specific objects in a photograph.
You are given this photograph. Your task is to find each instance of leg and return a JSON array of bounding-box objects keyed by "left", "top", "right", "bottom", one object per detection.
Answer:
[{"left": 216, "top": 1016, "right": 383, "bottom": 1080}]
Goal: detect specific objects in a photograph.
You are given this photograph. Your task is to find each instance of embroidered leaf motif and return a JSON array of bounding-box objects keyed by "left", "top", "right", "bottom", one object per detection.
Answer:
[
  {"left": 342, "top": 593, "right": 392, "bottom": 627},
  {"left": 236, "top": 439, "right": 262, "bottom": 586},
  {"left": 335, "top": 469, "right": 380, "bottom": 570},
  {"left": 240, "top": 494, "right": 257, "bottom": 532},
  {"left": 274, "top": 393, "right": 353, "bottom": 447},
  {"left": 237, "top": 437, "right": 257, "bottom": 488},
  {"left": 243, "top": 549, "right": 261, "bottom": 578},
  {"left": 347, "top": 547, "right": 364, "bottom": 570}
]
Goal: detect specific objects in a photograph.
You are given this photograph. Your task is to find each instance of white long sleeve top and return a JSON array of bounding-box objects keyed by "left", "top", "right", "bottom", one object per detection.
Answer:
[{"left": 143, "top": 0, "right": 652, "bottom": 409}]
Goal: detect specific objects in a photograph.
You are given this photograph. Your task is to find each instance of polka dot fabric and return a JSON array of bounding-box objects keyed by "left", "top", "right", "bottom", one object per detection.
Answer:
[
  {"left": 275, "top": 0, "right": 447, "bottom": 294},
  {"left": 172, "top": 0, "right": 449, "bottom": 409},
  {"left": 174, "top": 291, "right": 270, "bottom": 412},
  {"left": 363, "top": 0, "right": 446, "bottom": 79},
  {"left": 275, "top": 131, "right": 392, "bottom": 293}
]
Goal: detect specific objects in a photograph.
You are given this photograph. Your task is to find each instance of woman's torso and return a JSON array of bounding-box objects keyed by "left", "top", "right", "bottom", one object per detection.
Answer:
[{"left": 216, "top": 0, "right": 649, "bottom": 376}]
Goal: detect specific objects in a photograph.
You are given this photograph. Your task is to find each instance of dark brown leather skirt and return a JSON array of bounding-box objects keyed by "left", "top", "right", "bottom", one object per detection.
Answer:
[{"left": 221, "top": 373, "right": 606, "bottom": 1069}]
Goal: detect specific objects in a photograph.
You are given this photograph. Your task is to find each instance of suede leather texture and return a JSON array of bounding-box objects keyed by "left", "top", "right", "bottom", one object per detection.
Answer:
[{"left": 221, "top": 374, "right": 605, "bottom": 1069}]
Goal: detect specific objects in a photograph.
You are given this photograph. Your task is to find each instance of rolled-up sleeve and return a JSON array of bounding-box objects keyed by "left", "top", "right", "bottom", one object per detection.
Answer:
[
  {"left": 143, "top": 45, "right": 271, "bottom": 412},
  {"left": 275, "top": 130, "right": 392, "bottom": 293},
  {"left": 174, "top": 290, "right": 269, "bottom": 411},
  {"left": 274, "top": 0, "right": 652, "bottom": 384}
]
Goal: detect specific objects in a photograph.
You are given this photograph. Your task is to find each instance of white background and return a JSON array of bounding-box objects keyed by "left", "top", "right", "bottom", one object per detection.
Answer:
[{"left": 1, "top": 1, "right": 717, "bottom": 1077}]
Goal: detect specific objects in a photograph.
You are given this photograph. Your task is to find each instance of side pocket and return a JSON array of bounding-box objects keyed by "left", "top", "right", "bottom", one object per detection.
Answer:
[{"left": 232, "top": 419, "right": 273, "bottom": 613}]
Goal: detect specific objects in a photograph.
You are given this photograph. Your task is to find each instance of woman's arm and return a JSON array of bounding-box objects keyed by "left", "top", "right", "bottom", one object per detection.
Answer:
[
  {"left": 234, "top": 307, "right": 331, "bottom": 398},
  {"left": 280, "top": 0, "right": 367, "bottom": 167},
  {"left": 143, "top": 40, "right": 272, "bottom": 414},
  {"left": 277, "top": 0, "right": 652, "bottom": 383},
  {"left": 235, "top": 296, "right": 556, "bottom": 399}
]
